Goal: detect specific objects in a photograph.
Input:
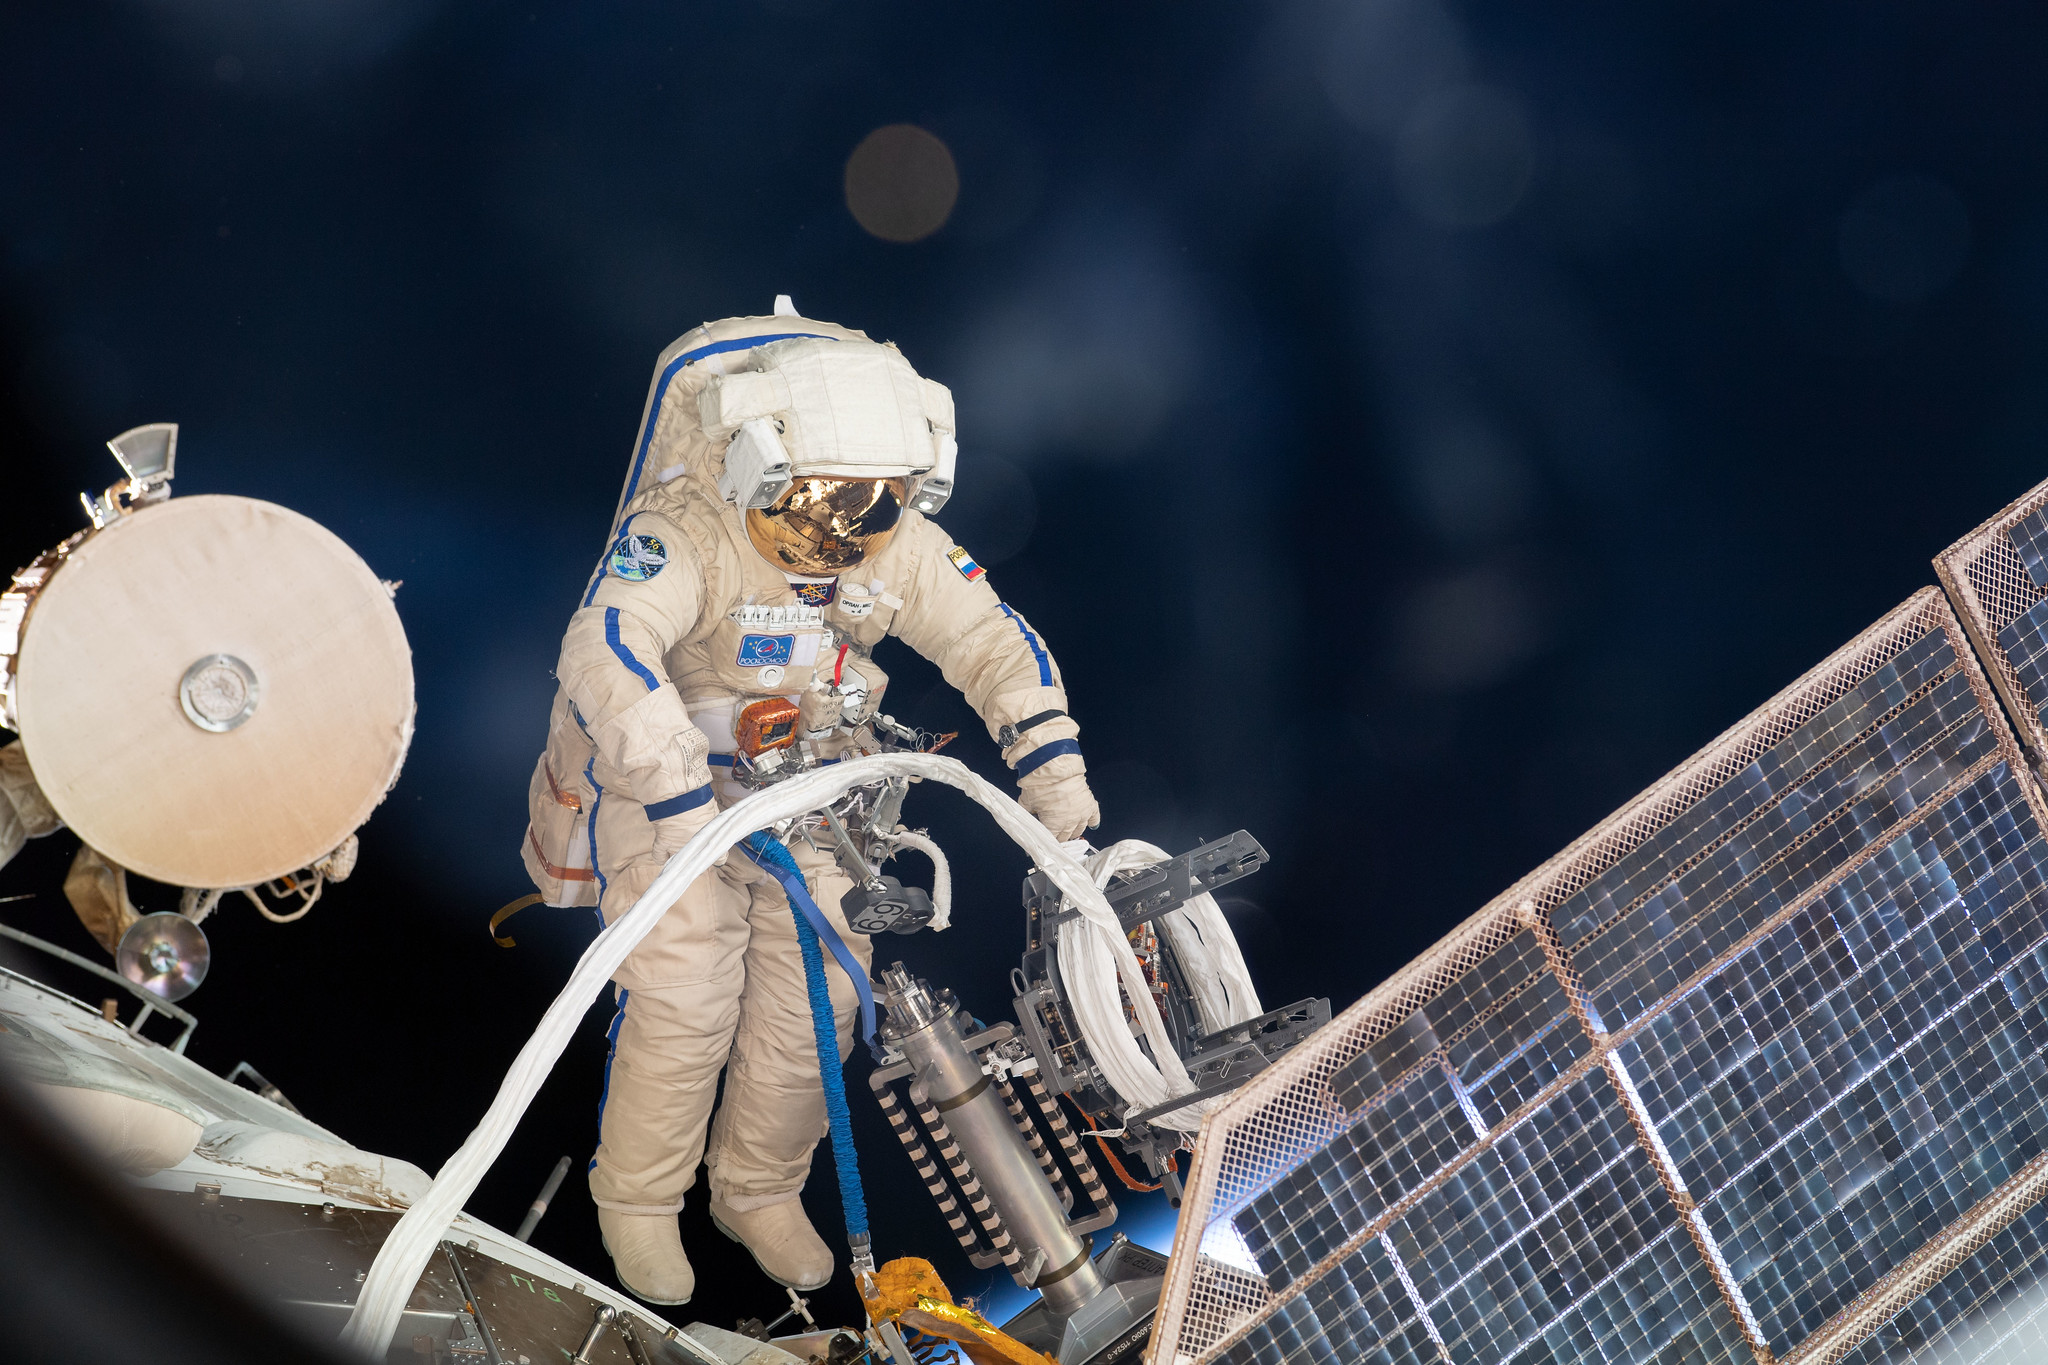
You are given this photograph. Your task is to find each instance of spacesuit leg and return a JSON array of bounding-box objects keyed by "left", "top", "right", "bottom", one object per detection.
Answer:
[
  {"left": 702, "top": 842, "right": 871, "bottom": 1286},
  {"left": 585, "top": 792, "right": 750, "bottom": 1301}
]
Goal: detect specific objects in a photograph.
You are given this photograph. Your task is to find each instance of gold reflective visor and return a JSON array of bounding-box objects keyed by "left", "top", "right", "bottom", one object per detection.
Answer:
[{"left": 744, "top": 477, "right": 907, "bottom": 575}]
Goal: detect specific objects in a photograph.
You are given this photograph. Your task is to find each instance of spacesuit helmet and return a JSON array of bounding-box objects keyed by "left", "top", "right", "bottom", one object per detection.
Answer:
[
  {"left": 745, "top": 476, "right": 907, "bottom": 574},
  {"left": 693, "top": 326, "right": 956, "bottom": 574}
]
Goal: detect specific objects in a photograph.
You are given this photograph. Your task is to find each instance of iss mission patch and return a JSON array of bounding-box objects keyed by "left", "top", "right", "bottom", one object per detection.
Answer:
[
  {"left": 946, "top": 545, "right": 985, "bottom": 581},
  {"left": 791, "top": 580, "right": 837, "bottom": 608},
  {"left": 736, "top": 634, "right": 797, "bottom": 668},
  {"left": 608, "top": 532, "right": 668, "bottom": 583}
]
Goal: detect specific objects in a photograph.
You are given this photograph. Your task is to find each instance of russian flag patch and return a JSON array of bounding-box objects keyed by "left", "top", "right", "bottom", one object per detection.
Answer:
[{"left": 946, "top": 545, "right": 985, "bottom": 581}]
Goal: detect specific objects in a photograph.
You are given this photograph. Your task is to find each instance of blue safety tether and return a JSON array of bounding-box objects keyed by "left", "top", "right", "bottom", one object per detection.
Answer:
[{"left": 740, "top": 832, "right": 872, "bottom": 1258}]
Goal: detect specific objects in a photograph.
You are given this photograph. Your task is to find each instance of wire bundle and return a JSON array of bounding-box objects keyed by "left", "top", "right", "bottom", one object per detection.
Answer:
[{"left": 1054, "top": 840, "right": 1264, "bottom": 1133}]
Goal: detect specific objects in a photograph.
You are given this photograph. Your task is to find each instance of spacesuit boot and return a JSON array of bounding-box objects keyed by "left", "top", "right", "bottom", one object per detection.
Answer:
[
  {"left": 597, "top": 1207, "right": 696, "bottom": 1305},
  {"left": 707, "top": 1196, "right": 834, "bottom": 1291}
]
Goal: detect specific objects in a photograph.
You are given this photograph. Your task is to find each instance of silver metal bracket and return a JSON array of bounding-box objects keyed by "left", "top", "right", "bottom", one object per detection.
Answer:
[{"left": 81, "top": 422, "right": 179, "bottom": 528}]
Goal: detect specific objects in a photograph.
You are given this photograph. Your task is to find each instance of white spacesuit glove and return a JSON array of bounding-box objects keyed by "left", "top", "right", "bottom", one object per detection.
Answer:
[
  {"left": 648, "top": 790, "right": 724, "bottom": 867},
  {"left": 1017, "top": 768, "right": 1102, "bottom": 843}
]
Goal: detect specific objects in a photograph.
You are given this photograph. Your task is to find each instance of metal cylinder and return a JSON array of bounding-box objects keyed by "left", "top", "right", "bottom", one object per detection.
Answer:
[{"left": 881, "top": 965, "right": 1106, "bottom": 1317}]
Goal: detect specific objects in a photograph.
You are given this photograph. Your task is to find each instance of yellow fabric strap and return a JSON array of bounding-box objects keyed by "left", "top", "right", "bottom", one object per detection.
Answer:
[{"left": 489, "top": 894, "right": 544, "bottom": 947}]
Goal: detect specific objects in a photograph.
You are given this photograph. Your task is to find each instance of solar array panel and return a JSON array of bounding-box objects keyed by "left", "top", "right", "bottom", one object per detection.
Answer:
[{"left": 1150, "top": 574, "right": 2048, "bottom": 1365}]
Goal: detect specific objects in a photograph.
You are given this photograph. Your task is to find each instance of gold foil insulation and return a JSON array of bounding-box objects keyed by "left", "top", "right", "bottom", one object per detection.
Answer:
[
  {"left": 735, "top": 696, "right": 801, "bottom": 755},
  {"left": 859, "top": 1258, "right": 1056, "bottom": 1365}
]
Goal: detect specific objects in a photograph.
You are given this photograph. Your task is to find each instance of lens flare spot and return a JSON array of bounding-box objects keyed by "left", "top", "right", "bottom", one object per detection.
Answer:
[{"left": 845, "top": 124, "right": 960, "bottom": 244}]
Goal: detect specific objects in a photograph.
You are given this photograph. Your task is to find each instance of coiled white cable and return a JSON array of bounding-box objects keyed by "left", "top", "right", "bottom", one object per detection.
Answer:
[
  {"left": 338, "top": 753, "right": 1182, "bottom": 1358},
  {"left": 1055, "top": 841, "right": 1263, "bottom": 1133},
  {"left": 1083, "top": 839, "right": 1262, "bottom": 1035}
]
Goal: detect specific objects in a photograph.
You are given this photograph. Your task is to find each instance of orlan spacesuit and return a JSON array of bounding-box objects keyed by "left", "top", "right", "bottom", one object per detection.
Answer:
[{"left": 524, "top": 303, "right": 1099, "bottom": 1305}]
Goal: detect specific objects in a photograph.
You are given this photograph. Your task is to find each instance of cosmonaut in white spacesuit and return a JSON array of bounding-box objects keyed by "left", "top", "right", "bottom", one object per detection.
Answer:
[{"left": 521, "top": 303, "right": 1099, "bottom": 1305}]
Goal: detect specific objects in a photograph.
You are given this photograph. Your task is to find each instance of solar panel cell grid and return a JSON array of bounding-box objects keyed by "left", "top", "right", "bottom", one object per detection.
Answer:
[
  {"left": 1446, "top": 970, "right": 1567, "bottom": 1085},
  {"left": 1575, "top": 664, "right": 1993, "bottom": 1032},
  {"left": 1614, "top": 768, "right": 2048, "bottom": 1353},
  {"left": 1466, "top": 1009, "right": 1592, "bottom": 1130},
  {"left": 1505, "top": 1226, "right": 1751, "bottom": 1365},
  {"left": 1236, "top": 1062, "right": 1484, "bottom": 1290},
  {"left": 1617, "top": 776, "right": 2048, "bottom": 1201},
  {"left": 1834, "top": 1199, "right": 2048, "bottom": 1365},
  {"left": 1214, "top": 1237, "right": 1430, "bottom": 1365},
  {"left": 1436, "top": 1147, "right": 1667, "bottom": 1365},
  {"left": 1552, "top": 628, "right": 1957, "bottom": 954},
  {"left": 1726, "top": 998, "right": 2048, "bottom": 1348},
  {"left": 1389, "top": 1072, "right": 1634, "bottom": 1303},
  {"left": 1937, "top": 478, "right": 2048, "bottom": 803},
  {"left": 1994, "top": 598, "right": 2048, "bottom": 730},
  {"left": 1331, "top": 931, "right": 1551, "bottom": 1114},
  {"left": 1427, "top": 933, "right": 1551, "bottom": 1044},
  {"left": 2004, "top": 507, "right": 2048, "bottom": 591},
  {"left": 1329, "top": 1010, "right": 1444, "bottom": 1112}
]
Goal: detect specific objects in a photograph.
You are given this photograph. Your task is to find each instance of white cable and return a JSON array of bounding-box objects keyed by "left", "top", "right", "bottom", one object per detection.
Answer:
[
  {"left": 338, "top": 752, "right": 1171, "bottom": 1358},
  {"left": 243, "top": 874, "right": 321, "bottom": 923},
  {"left": 882, "top": 829, "right": 951, "bottom": 931},
  {"left": 1076, "top": 840, "right": 1262, "bottom": 1038},
  {"left": 1053, "top": 840, "right": 1264, "bottom": 1133}
]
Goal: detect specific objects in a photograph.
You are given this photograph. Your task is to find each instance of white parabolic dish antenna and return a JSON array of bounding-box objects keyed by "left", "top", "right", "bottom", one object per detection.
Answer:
[{"left": 13, "top": 494, "right": 413, "bottom": 888}]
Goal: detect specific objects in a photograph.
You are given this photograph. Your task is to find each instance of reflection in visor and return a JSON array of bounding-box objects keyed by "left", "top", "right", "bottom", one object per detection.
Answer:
[{"left": 744, "top": 477, "right": 906, "bottom": 575}]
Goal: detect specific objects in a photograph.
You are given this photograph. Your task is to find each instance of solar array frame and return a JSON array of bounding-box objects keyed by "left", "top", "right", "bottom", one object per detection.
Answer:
[
  {"left": 1935, "top": 473, "right": 2048, "bottom": 771},
  {"left": 1149, "top": 584, "right": 2048, "bottom": 1365}
]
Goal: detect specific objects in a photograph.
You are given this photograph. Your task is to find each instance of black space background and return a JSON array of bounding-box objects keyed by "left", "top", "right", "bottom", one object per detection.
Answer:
[{"left": 4, "top": 0, "right": 2048, "bottom": 1343}]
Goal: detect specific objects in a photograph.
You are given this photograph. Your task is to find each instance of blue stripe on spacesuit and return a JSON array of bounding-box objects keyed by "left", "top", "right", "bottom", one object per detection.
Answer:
[
  {"left": 581, "top": 331, "right": 836, "bottom": 608},
  {"left": 707, "top": 752, "right": 844, "bottom": 769},
  {"left": 1012, "top": 737, "right": 1082, "bottom": 777},
  {"left": 618, "top": 333, "right": 829, "bottom": 509},
  {"left": 582, "top": 332, "right": 838, "bottom": 605},
  {"left": 583, "top": 755, "right": 608, "bottom": 904},
  {"left": 644, "top": 785, "right": 712, "bottom": 820},
  {"left": 605, "top": 608, "right": 660, "bottom": 691},
  {"left": 591, "top": 986, "right": 628, "bottom": 1172},
  {"left": 619, "top": 332, "right": 829, "bottom": 514},
  {"left": 998, "top": 604, "right": 1054, "bottom": 687}
]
